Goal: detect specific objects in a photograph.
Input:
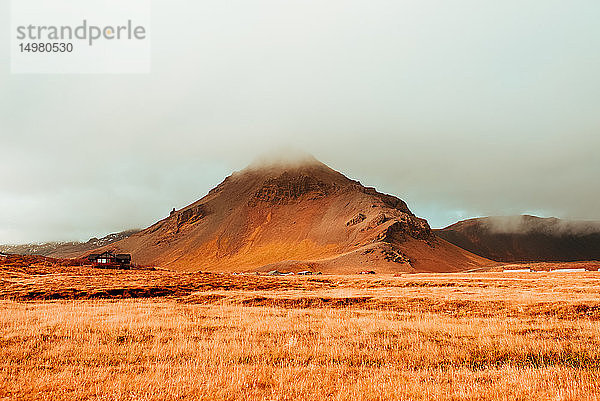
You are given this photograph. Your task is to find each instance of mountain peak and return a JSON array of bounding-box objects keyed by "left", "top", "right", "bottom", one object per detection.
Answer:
[
  {"left": 239, "top": 153, "right": 348, "bottom": 184},
  {"left": 210, "top": 155, "right": 357, "bottom": 205},
  {"left": 81, "top": 158, "right": 490, "bottom": 273}
]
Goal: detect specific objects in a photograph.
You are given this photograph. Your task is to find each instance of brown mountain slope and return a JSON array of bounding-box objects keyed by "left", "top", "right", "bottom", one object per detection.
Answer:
[
  {"left": 436, "top": 215, "right": 600, "bottom": 262},
  {"left": 84, "top": 158, "right": 491, "bottom": 273}
]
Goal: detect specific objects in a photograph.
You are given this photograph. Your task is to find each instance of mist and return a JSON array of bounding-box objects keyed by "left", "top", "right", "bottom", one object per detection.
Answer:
[
  {"left": 480, "top": 216, "right": 600, "bottom": 237},
  {"left": 1, "top": 0, "right": 599, "bottom": 243}
]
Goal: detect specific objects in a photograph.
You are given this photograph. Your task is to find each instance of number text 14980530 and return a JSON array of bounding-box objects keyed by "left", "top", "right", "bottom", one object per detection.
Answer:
[{"left": 19, "top": 43, "right": 73, "bottom": 52}]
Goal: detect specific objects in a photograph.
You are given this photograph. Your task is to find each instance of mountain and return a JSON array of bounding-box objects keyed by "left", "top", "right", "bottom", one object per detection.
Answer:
[
  {"left": 436, "top": 215, "right": 600, "bottom": 262},
  {"left": 83, "top": 157, "right": 491, "bottom": 273},
  {"left": 0, "top": 229, "right": 140, "bottom": 257}
]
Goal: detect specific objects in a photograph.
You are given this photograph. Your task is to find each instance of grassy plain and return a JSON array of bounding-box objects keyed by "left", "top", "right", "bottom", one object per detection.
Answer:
[{"left": 1, "top": 256, "right": 600, "bottom": 400}]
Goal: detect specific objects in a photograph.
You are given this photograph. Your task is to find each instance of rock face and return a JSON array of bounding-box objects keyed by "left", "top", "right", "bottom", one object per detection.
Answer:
[
  {"left": 89, "top": 157, "right": 490, "bottom": 273},
  {"left": 436, "top": 215, "right": 600, "bottom": 262},
  {"left": 248, "top": 173, "right": 333, "bottom": 205}
]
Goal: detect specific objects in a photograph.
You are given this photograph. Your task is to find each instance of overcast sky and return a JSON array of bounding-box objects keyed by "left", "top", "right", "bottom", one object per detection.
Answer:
[{"left": 1, "top": 0, "right": 599, "bottom": 243}]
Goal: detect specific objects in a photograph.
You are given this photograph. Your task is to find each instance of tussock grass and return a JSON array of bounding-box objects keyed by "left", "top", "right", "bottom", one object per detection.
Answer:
[
  {"left": 2, "top": 259, "right": 600, "bottom": 399},
  {"left": 2, "top": 301, "right": 600, "bottom": 400}
]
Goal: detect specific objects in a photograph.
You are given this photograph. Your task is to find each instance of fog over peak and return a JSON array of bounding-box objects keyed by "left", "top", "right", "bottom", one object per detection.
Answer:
[{"left": 245, "top": 149, "right": 322, "bottom": 171}]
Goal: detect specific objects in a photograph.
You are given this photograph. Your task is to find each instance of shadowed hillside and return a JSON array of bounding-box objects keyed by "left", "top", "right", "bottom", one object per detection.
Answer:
[{"left": 436, "top": 215, "right": 600, "bottom": 262}]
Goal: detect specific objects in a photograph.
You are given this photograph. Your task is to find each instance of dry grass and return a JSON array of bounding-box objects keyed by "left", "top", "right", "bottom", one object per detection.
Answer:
[{"left": 2, "top": 256, "right": 600, "bottom": 400}]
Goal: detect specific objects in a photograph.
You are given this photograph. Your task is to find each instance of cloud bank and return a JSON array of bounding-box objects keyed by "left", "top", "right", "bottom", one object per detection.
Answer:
[{"left": 0, "top": 0, "right": 599, "bottom": 243}]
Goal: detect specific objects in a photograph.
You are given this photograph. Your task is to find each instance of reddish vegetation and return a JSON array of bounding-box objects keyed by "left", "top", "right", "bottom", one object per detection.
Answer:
[
  {"left": 0, "top": 254, "right": 84, "bottom": 272},
  {"left": 72, "top": 158, "right": 491, "bottom": 273},
  {"left": 0, "top": 254, "right": 325, "bottom": 301},
  {"left": 437, "top": 215, "right": 600, "bottom": 262},
  {"left": 4, "top": 264, "right": 600, "bottom": 400},
  {"left": 2, "top": 255, "right": 600, "bottom": 321}
]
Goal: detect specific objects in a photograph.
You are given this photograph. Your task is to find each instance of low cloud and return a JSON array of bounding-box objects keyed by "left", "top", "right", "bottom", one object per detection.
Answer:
[{"left": 483, "top": 216, "right": 600, "bottom": 236}]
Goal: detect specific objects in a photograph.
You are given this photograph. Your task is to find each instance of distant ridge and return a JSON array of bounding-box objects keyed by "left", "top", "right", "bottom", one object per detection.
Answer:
[
  {"left": 0, "top": 229, "right": 140, "bottom": 257},
  {"left": 436, "top": 215, "right": 600, "bottom": 262}
]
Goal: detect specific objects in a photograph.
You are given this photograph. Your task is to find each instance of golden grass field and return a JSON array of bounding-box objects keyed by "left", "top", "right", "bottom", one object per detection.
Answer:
[{"left": 2, "top": 256, "right": 600, "bottom": 400}]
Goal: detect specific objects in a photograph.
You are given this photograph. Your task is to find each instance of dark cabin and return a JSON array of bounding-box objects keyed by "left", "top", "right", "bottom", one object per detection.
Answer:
[{"left": 88, "top": 251, "right": 131, "bottom": 269}]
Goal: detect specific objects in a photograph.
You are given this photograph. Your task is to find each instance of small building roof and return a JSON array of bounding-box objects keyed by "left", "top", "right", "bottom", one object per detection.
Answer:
[{"left": 88, "top": 252, "right": 131, "bottom": 263}]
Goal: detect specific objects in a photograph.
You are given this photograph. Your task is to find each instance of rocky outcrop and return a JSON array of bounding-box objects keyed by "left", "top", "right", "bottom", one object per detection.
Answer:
[
  {"left": 175, "top": 204, "right": 208, "bottom": 229},
  {"left": 376, "top": 218, "right": 432, "bottom": 243},
  {"left": 346, "top": 213, "right": 366, "bottom": 227},
  {"left": 249, "top": 173, "right": 333, "bottom": 205}
]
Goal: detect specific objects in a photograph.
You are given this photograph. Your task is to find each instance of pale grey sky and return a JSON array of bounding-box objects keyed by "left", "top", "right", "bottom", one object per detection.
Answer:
[{"left": 1, "top": 0, "right": 599, "bottom": 243}]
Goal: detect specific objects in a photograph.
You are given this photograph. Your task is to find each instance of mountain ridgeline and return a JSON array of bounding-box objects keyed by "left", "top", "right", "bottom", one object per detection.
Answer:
[{"left": 0, "top": 229, "right": 140, "bottom": 258}]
